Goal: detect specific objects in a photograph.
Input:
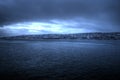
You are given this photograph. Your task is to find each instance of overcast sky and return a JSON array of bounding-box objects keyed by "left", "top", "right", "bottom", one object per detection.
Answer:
[{"left": 0, "top": 0, "right": 120, "bottom": 36}]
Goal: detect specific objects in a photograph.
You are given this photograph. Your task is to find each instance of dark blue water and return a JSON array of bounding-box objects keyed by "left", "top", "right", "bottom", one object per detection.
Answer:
[{"left": 0, "top": 40, "right": 120, "bottom": 80}]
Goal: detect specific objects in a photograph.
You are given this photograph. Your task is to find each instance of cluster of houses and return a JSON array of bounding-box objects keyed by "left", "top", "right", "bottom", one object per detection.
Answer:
[{"left": 1, "top": 32, "right": 120, "bottom": 40}]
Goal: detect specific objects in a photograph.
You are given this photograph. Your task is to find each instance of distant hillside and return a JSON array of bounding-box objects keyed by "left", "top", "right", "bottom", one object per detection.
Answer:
[{"left": 0, "top": 32, "right": 120, "bottom": 40}]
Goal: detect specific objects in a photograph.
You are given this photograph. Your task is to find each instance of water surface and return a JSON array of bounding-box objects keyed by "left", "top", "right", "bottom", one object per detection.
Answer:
[{"left": 0, "top": 40, "right": 120, "bottom": 80}]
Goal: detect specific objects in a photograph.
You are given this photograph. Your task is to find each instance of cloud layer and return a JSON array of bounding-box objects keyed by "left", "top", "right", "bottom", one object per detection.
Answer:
[{"left": 0, "top": 0, "right": 120, "bottom": 36}]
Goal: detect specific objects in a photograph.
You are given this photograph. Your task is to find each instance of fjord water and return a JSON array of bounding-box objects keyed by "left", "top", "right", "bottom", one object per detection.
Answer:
[{"left": 0, "top": 40, "right": 120, "bottom": 80}]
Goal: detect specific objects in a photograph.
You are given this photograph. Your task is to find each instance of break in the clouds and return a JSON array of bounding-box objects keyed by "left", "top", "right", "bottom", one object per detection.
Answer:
[{"left": 0, "top": 0, "right": 120, "bottom": 36}]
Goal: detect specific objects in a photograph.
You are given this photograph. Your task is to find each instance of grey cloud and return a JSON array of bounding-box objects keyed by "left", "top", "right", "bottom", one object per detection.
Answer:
[
  {"left": 0, "top": 1, "right": 119, "bottom": 19},
  {"left": 0, "top": 0, "right": 120, "bottom": 33}
]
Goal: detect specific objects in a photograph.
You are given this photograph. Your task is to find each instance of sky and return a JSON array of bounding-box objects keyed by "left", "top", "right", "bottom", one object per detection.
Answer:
[{"left": 0, "top": 0, "right": 120, "bottom": 36}]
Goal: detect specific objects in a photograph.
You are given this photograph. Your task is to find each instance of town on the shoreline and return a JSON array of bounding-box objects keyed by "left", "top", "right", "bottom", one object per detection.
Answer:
[{"left": 0, "top": 32, "right": 120, "bottom": 40}]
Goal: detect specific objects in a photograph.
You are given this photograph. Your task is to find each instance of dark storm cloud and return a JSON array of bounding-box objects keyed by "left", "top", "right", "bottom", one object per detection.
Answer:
[
  {"left": 0, "top": 0, "right": 119, "bottom": 21},
  {"left": 0, "top": 0, "right": 120, "bottom": 32}
]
